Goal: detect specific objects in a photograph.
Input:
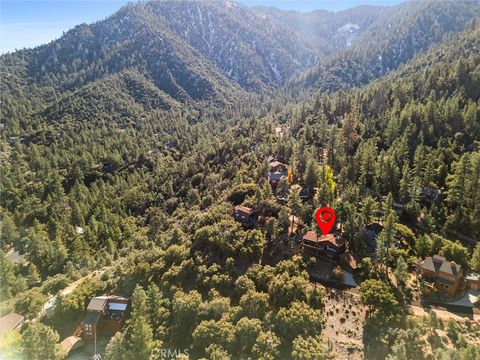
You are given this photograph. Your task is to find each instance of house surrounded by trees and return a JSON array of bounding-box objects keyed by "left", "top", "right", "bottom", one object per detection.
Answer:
[
  {"left": 81, "top": 295, "right": 130, "bottom": 341},
  {"left": 420, "top": 255, "right": 463, "bottom": 296}
]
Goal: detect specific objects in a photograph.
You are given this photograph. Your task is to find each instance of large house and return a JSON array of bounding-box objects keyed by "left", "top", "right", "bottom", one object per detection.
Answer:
[
  {"left": 81, "top": 295, "right": 130, "bottom": 341},
  {"left": 302, "top": 231, "right": 357, "bottom": 272},
  {"left": 302, "top": 231, "right": 346, "bottom": 259},
  {"left": 420, "top": 255, "right": 463, "bottom": 296},
  {"left": 266, "top": 160, "right": 288, "bottom": 189},
  {"left": 233, "top": 205, "right": 257, "bottom": 227}
]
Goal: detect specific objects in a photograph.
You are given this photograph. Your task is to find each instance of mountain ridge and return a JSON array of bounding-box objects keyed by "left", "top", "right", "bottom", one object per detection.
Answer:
[{"left": 1, "top": 0, "right": 479, "bottom": 126}]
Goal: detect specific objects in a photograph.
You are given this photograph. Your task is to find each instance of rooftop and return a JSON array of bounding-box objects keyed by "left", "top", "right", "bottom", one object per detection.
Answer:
[
  {"left": 339, "top": 252, "right": 357, "bottom": 270},
  {"left": 303, "top": 231, "right": 345, "bottom": 247},
  {"left": 86, "top": 297, "right": 108, "bottom": 312},
  {"left": 466, "top": 273, "right": 480, "bottom": 281},
  {"left": 0, "top": 313, "right": 24, "bottom": 336},
  {"left": 269, "top": 160, "right": 287, "bottom": 168},
  {"left": 267, "top": 171, "right": 287, "bottom": 181},
  {"left": 421, "top": 255, "right": 462, "bottom": 276},
  {"left": 234, "top": 205, "right": 254, "bottom": 215},
  {"left": 60, "top": 336, "right": 84, "bottom": 354}
]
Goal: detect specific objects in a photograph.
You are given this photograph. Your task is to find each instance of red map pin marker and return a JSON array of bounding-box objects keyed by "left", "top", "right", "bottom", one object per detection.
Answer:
[{"left": 315, "top": 207, "right": 336, "bottom": 236}]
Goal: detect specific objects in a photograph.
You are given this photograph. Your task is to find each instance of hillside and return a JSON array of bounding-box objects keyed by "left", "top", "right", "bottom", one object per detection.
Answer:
[
  {"left": 294, "top": 0, "right": 480, "bottom": 92},
  {"left": 1, "top": 2, "right": 480, "bottom": 360},
  {"left": 4, "top": 0, "right": 479, "bottom": 127},
  {"left": 255, "top": 5, "right": 387, "bottom": 54}
]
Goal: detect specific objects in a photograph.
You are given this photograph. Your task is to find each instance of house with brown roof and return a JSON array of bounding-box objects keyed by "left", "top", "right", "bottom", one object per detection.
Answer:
[
  {"left": 0, "top": 313, "right": 24, "bottom": 336},
  {"left": 420, "top": 255, "right": 463, "bottom": 296},
  {"left": 269, "top": 160, "right": 288, "bottom": 173},
  {"left": 233, "top": 205, "right": 257, "bottom": 227},
  {"left": 302, "top": 231, "right": 346, "bottom": 259},
  {"left": 81, "top": 296, "right": 130, "bottom": 341}
]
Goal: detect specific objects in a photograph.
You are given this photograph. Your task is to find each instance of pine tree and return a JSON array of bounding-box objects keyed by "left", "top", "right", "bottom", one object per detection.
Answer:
[
  {"left": 394, "top": 257, "right": 408, "bottom": 289},
  {"left": 126, "top": 286, "right": 155, "bottom": 360},
  {"left": 288, "top": 188, "right": 303, "bottom": 236},
  {"left": 446, "top": 153, "right": 471, "bottom": 208},
  {"left": 21, "top": 323, "right": 65, "bottom": 360},
  {"left": 304, "top": 160, "right": 319, "bottom": 197},
  {"left": 377, "top": 212, "right": 396, "bottom": 278},
  {"left": 399, "top": 162, "right": 411, "bottom": 203},
  {"left": 470, "top": 243, "right": 480, "bottom": 273},
  {"left": 105, "top": 332, "right": 126, "bottom": 360},
  {"left": 341, "top": 112, "right": 358, "bottom": 154}
]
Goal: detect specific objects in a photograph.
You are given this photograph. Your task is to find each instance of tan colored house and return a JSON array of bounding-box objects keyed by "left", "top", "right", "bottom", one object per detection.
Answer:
[
  {"left": 466, "top": 274, "right": 480, "bottom": 291},
  {"left": 268, "top": 160, "right": 288, "bottom": 173},
  {"left": 290, "top": 184, "right": 308, "bottom": 199},
  {"left": 420, "top": 255, "right": 463, "bottom": 296}
]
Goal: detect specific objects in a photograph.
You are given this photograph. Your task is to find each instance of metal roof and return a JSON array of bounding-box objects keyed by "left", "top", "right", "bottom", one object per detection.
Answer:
[
  {"left": 87, "top": 297, "right": 107, "bottom": 312},
  {"left": 108, "top": 303, "right": 128, "bottom": 311}
]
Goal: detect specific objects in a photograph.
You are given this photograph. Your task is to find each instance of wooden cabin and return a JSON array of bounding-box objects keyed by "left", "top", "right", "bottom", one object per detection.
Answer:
[
  {"left": 81, "top": 296, "right": 130, "bottom": 341},
  {"left": 269, "top": 160, "right": 288, "bottom": 173},
  {"left": 233, "top": 205, "right": 257, "bottom": 227},
  {"left": 466, "top": 274, "right": 480, "bottom": 291},
  {"left": 302, "top": 231, "right": 346, "bottom": 259}
]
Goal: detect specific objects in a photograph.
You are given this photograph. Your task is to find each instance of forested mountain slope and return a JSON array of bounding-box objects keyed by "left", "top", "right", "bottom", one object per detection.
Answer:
[
  {"left": 294, "top": 0, "right": 480, "bottom": 93},
  {"left": 1, "top": 2, "right": 480, "bottom": 360},
  {"left": 3, "top": 0, "right": 478, "bottom": 127},
  {"left": 255, "top": 5, "right": 387, "bottom": 54}
]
